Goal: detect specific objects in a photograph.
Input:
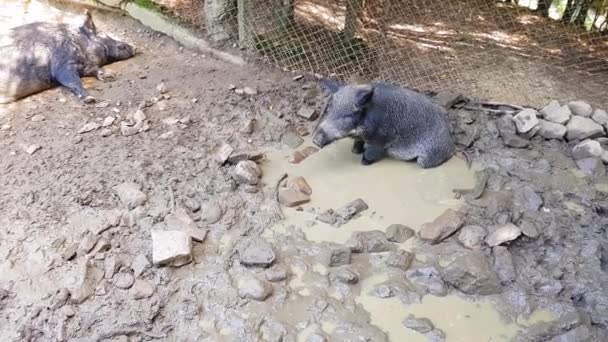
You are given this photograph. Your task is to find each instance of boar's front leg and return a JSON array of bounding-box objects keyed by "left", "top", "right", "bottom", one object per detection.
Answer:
[
  {"left": 352, "top": 139, "right": 365, "bottom": 154},
  {"left": 361, "top": 144, "right": 385, "bottom": 165},
  {"left": 52, "top": 65, "right": 95, "bottom": 103}
]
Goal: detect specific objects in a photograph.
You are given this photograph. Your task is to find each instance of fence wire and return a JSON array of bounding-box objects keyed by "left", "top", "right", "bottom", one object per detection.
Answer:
[{"left": 153, "top": 0, "right": 608, "bottom": 107}]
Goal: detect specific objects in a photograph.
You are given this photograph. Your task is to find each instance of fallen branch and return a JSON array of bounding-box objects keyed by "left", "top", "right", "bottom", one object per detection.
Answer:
[
  {"left": 462, "top": 101, "right": 526, "bottom": 114},
  {"left": 274, "top": 173, "right": 288, "bottom": 220}
]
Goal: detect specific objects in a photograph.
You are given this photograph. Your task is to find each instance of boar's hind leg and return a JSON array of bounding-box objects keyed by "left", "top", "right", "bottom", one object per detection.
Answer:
[
  {"left": 83, "top": 65, "right": 113, "bottom": 82},
  {"left": 361, "top": 144, "right": 385, "bottom": 165},
  {"left": 53, "top": 66, "right": 95, "bottom": 103},
  {"left": 352, "top": 139, "right": 365, "bottom": 154},
  {"left": 417, "top": 149, "right": 449, "bottom": 169}
]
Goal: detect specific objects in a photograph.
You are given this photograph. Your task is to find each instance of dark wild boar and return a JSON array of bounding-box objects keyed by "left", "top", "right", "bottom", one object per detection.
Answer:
[
  {"left": 312, "top": 79, "right": 456, "bottom": 169},
  {"left": 0, "top": 10, "right": 135, "bottom": 104}
]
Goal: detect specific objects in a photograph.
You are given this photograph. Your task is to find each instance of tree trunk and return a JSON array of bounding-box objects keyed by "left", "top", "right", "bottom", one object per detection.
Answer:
[
  {"left": 205, "top": 0, "right": 232, "bottom": 42},
  {"left": 237, "top": 0, "right": 253, "bottom": 48}
]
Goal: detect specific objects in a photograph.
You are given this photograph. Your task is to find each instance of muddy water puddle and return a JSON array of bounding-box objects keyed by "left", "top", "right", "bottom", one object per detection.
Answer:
[{"left": 261, "top": 139, "right": 552, "bottom": 341}]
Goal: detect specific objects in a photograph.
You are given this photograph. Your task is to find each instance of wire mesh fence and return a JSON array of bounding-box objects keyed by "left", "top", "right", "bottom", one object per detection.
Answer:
[{"left": 152, "top": 0, "right": 608, "bottom": 107}]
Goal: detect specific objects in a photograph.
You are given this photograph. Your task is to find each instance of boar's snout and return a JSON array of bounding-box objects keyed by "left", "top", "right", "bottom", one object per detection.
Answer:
[{"left": 312, "top": 129, "right": 331, "bottom": 148}]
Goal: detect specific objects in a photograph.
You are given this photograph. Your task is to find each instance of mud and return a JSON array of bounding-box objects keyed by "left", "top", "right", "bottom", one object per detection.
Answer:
[{"left": 1, "top": 1, "right": 608, "bottom": 342}]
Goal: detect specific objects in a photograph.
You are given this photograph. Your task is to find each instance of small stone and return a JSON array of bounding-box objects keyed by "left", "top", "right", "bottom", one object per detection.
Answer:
[
  {"left": 512, "top": 109, "right": 539, "bottom": 133},
  {"left": 265, "top": 266, "right": 288, "bottom": 282},
  {"left": 540, "top": 100, "right": 571, "bottom": 124},
  {"left": 418, "top": 209, "right": 465, "bottom": 244},
  {"left": 113, "top": 272, "right": 135, "bottom": 289},
  {"left": 238, "top": 237, "right": 276, "bottom": 267},
  {"left": 78, "top": 122, "right": 100, "bottom": 134},
  {"left": 201, "top": 202, "right": 223, "bottom": 224},
  {"left": 332, "top": 266, "right": 359, "bottom": 284},
  {"left": 567, "top": 100, "right": 593, "bottom": 117},
  {"left": 514, "top": 188, "right": 543, "bottom": 211},
  {"left": 405, "top": 267, "right": 447, "bottom": 296},
  {"left": 113, "top": 182, "right": 147, "bottom": 209},
  {"left": 158, "top": 131, "right": 175, "bottom": 140},
  {"left": 566, "top": 116, "right": 604, "bottom": 141},
  {"left": 519, "top": 221, "right": 539, "bottom": 238},
  {"left": 120, "top": 124, "right": 139, "bottom": 136},
  {"left": 131, "top": 254, "right": 150, "bottom": 278},
  {"left": 371, "top": 284, "right": 394, "bottom": 298},
  {"left": 71, "top": 261, "right": 103, "bottom": 304},
  {"left": 503, "top": 134, "right": 530, "bottom": 148},
  {"left": 62, "top": 243, "right": 78, "bottom": 261},
  {"left": 485, "top": 223, "right": 522, "bottom": 247},
  {"left": 102, "top": 116, "right": 115, "bottom": 127},
  {"left": 537, "top": 119, "right": 566, "bottom": 140},
  {"left": 287, "top": 176, "right": 312, "bottom": 195},
  {"left": 74, "top": 135, "right": 83, "bottom": 144},
  {"left": 282, "top": 129, "right": 304, "bottom": 149},
  {"left": 493, "top": 246, "right": 516, "bottom": 283},
  {"left": 227, "top": 151, "right": 264, "bottom": 164},
  {"left": 591, "top": 109, "right": 608, "bottom": 126},
  {"left": 133, "top": 110, "right": 146, "bottom": 124},
  {"left": 346, "top": 231, "right": 395, "bottom": 253},
  {"left": 31, "top": 114, "right": 45, "bottom": 122},
  {"left": 576, "top": 157, "right": 606, "bottom": 177},
  {"left": 164, "top": 207, "right": 207, "bottom": 242},
  {"left": 290, "top": 146, "right": 319, "bottom": 163},
  {"left": 157, "top": 100, "right": 168, "bottom": 111},
  {"left": 385, "top": 250, "right": 414, "bottom": 270},
  {"left": 104, "top": 256, "right": 118, "bottom": 279},
  {"left": 278, "top": 188, "right": 310, "bottom": 207},
  {"left": 317, "top": 209, "right": 337, "bottom": 225},
  {"left": 243, "top": 87, "right": 258, "bottom": 95},
  {"left": 77, "top": 232, "right": 98, "bottom": 256},
  {"left": 25, "top": 144, "right": 41, "bottom": 155},
  {"left": 306, "top": 333, "right": 327, "bottom": 342},
  {"left": 100, "top": 128, "right": 112, "bottom": 137},
  {"left": 402, "top": 315, "right": 434, "bottom": 333},
  {"left": 325, "top": 245, "right": 352, "bottom": 266},
  {"left": 233, "top": 160, "right": 262, "bottom": 185},
  {"left": 215, "top": 144, "right": 234, "bottom": 165},
  {"left": 1, "top": 124, "right": 11, "bottom": 131},
  {"left": 60, "top": 305, "right": 75, "bottom": 317},
  {"left": 130, "top": 279, "right": 154, "bottom": 299},
  {"left": 441, "top": 251, "right": 502, "bottom": 295},
  {"left": 240, "top": 119, "right": 255, "bottom": 134},
  {"left": 457, "top": 225, "right": 487, "bottom": 249},
  {"left": 156, "top": 82, "right": 168, "bottom": 94},
  {"left": 151, "top": 230, "right": 192, "bottom": 266},
  {"left": 385, "top": 224, "right": 415, "bottom": 243},
  {"left": 297, "top": 106, "right": 319, "bottom": 121},
  {"left": 335, "top": 199, "right": 368, "bottom": 221},
  {"left": 238, "top": 277, "right": 272, "bottom": 301},
  {"left": 572, "top": 140, "right": 603, "bottom": 160}
]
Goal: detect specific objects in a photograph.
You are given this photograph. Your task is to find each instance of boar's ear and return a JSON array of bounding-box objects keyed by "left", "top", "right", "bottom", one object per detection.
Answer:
[
  {"left": 319, "top": 78, "right": 342, "bottom": 94},
  {"left": 354, "top": 85, "right": 374, "bottom": 108},
  {"left": 81, "top": 9, "right": 97, "bottom": 33}
]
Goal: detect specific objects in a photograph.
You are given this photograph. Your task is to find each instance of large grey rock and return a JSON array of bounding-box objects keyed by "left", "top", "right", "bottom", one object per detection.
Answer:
[
  {"left": 567, "top": 100, "right": 593, "bottom": 117},
  {"left": 571, "top": 140, "right": 603, "bottom": 160},
  {"left": 541, "top": 101, "right": 571, "bottom": 124},
  {"left": 591, "top": 109, "right": 608, "bottom": 126},
  {"left": 537, "top": 119, "right": 567, "bottom": 140},
  {"left": 566, "top": 116, "right": 604, "bottom": 141},
  {"left": 346, "top": 231, "right": 395, "bottom": 253},
  {"left": 331, "top": 266, "right": 359, "bottom": 284},
  {"left": 441, "top": 252, "right": 502, "bottom": 295},
  {"left": 324, "top": 245, "right": 352, "bottom": 266},
  {"left": 514, "top": 188, "right": 543, "bottom": 211},
  {"left": 385, "top": 250, "right": 414, "bottom": 271},
  {"left": 512, "top": 109, "right": 539, "bottom": 133},
  {"left": 233, "top": 160, "right": 262, "bottom": 185},
  {"left": 238, "top": 237, "right": 276, "bottom": 267},
  {"left": 418, "top": 209, "right": 465, "bottom": 244},
  {"left": 238, "top": 277, "right": 272, "bottom": 301},
  {"left": 485, "top": 223, "right": 522, "bottom": 247},
  {"left": 493, "top": 246, "right": 516, "bottom": 283},
  {"left": 405, "top": 267, "right": 448, "bottom": 296},
  {"left": 576, "top": 157, "right": 606, "bottom": 177},
  {"left": 151, "top": 230, "right": 192, "bottom": 266},
  {"left": 402, "top": 315, "right": 434, "bottom": 333},
  {"left": 385, "top": 224, "right": 415, "bottom": 243},
  {"left": 497, "top": 114, "right": 530, "bottom": 148},
  {"left": 113, "top": 182, "right": 147, "bottom": 209},
  {"left": 457, "top": 225, "right": 487, "bottom": 249}
]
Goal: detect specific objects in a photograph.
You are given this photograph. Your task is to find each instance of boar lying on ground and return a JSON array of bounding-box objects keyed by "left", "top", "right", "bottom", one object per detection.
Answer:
[
  {"left": 0, "top": 10, "right": 135, "bottom": 104},
  {"left": 313, "top": 79, "right": 455, "bottom": 169}
]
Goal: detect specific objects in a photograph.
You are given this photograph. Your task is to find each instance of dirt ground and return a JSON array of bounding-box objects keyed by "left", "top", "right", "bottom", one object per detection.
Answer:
[{"left": 1, "top": 3, "right": 608, "bottom": 342}]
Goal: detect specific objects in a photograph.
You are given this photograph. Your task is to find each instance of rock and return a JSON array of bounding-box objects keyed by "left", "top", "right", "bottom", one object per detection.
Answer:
[
  {"left": 131, "top": 254, "right": 150, "bottom": 278},
  {"left": 541, "top": 101, "right": 571, "bottom": 124},
  {"left": 297, "top": 106, "right": 319, "bottom": 121},
  {"left": 151, "top": 230, "right": 192, "bottom": 266},
  {"left": 120, "top": 124, "right": 139, "bottom": 136},
  {"left": 238, "top": 237, "right": 276, "bottom": 267},
  {"left": 103, "top": 255, "right": 118, "bottom": 279},
  {"left": 164, "top": 207, "right": 207, "bottom": 242},
  {"left": 290, "top": 146, "right": 319, "bottom": 163},
  {"left": 278, "top": 188, "right": 310, "bottom": 207},
  {"left": 427, "top": 329, "right": 446, "bottom": 342},
  {"left": 102, "top": 116, "right": 115, "bottom": 127},
  {"left": 591, "top": 109, "right": 608, "bottom": 126},
  {"left": 402, "top": 315, "right": 434, "bottom": 333},
  {"left": 385, "top": 250, "right": 414, "bottom": 271},
  {"left": 503, "top": 134, "right": 530, "bottom": 148},
  {"left": 265, "top": 266, "right": 288, "bottom": 282},
  {"left": 113, "top": 272, "right": 135, "bottom": 289},
  {"left": 287, "top": 176, "right": 312, "bottom": 195},
  {"left": 385, "top": 224, "right": 415, "bottom": 243},
  {"left": 216, "top": 144, "right": 234, "bottom": 165},
  {"left": 575, "top": 157, "right": 606, "bottom": 177},
  {"left": 519, "top": 221, "right": 539, "bottom": 238},
  {"left": 571, "top": 140, "right": 603, "bottom": 160},
  {"left": 493, "top": 246, "right": 516, "bottom": 283},
  {"left": 156, "top": 82, "right": 168, "bottom": 94},
  {"left": 406, "top": 267, "right": 448, "bottom": 296},
  {"left": 156, "top": 100, "right": 168, "bottom": 111},
  {"left": 513, "top": 109, "right": 539, "bottom": 133},
  {"left": 233, "top": 160, "right": 262, "bottom": 185},
  {"left": 306, "top": 333, "right": 328, "bottom": 342},
  {"left": 100, "top": 128, "right": 112, "bottom": 137},
  {"left": 31, "top": 114, "right": 45, "bottom": 122},
  {"left": 130, "top": 279, "right": 154, "bottom": 299},
  {"left": 238, "top": 277, "right": 272, "bottom": 301},
  {"left": 182, "top": 198, "right": 200, "bottom": 212},
  {"left": 566, "top": 116, "right": 604, "bottom": 141},
  {"left": 77, "top": 232, "right": 98, "bottom": 255},
  {"left": 567, "top": 100, "right": 593, "bottom": 117},
  {"left": 332, "top": 266, "right": 359, "bottom": 284},
  {"left": 71, "top": 261, "right": 104, "bottom": 304},
  {"left": 133, "top": 110, "right": 146, "bottom": 124},
  {"left": 282, "top": 129, "right": 304, "bottom": 149},
  {"left": 347, "top": 231, "right": 395, "bottom": 253},
  {"left": 25, "top": 144, "right": 41, "bottom": 155},
  {"left": 537, "top": 119, "right": 567, "bottom": 140},
  {"left": 418, "top": 209, "right": 465, "bottom": 244},
  {"left": 113, "top": 182, "right": 147, "bottom": 209},
  {"left": 240, "top": 119, "right": 256, "bottom": 134},
  {"left": 317, "top": 209, "right": 337, "bottom": 225},
  {"left": 78, "top": 122, "right": 100, "bottom": 134},
  {"left": 200, "top": 202, "right": 223, "bottom": 224},
  {"left": 62, "top": 243, "right": 78, "bottom": 261},
  {"left": 335, "top": 199, "right": 369, "bottom": 222},
  {"left": 457, "top": 225, "right": 487, "bottom": 249},
  {"left": 441, "top": 252, "right": 502, "bottom": 295},
  {"left": 1, "top": 124, "right": 11, "bottom": 131},
  {"left": 227, "top": 151, "right": 264, "bottom": 164},
  {"left": 243, "top": 87, "right": 258, "bottom": 95},
  {"left": 432, "top": 91, "right": 466, "bottom": 109},
  {"left": 371, "top": 284, "right": 394, "bottom": 298},
  {"left": 486, "top": 223, "right": 522, "bottom": 247},
  {"left": 325, "top": 245, "right": 352, "bottom": 266},
  {"left": 514, "top": 188, "right": 543, "bottom": 211}
]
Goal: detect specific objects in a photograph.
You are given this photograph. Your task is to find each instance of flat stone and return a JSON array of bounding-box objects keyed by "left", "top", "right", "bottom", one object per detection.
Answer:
[
  {"left": 519, "top": 221, "right": 539, "bottom": 238},
  {"left": 402, "top": 315, "right": 434, "bottom": 333},
  {"left": 233, "top": 160, "right": 262, "bottom": 185},
  {"left": 493, "top": 246, "right": 516, "bottom": 283},
  {"left": 238, "top": 277, "right": 272, "bottom": 301},
  {"left": 514, "top": 188, "right": 543, "bottom": 211},
  {"left": 70, "top": 261, "right": 104, "bottom": 304},
  {"left": 567, "top": 100, "right": 593, "bottom": 117},
  {"left": 418, "top": 209, "right": 465, "bottom": 244},
  {"left": 265, "top": 266, "right": 288, "bottom": 282},
  {"left": 441, "top": 252, "right": 502, "bottom": 295},
  {"left": 77, "top": 232, "right": 98, "bottom": 256},
  {"left": 572, "top": 140, "right": 603, "bottom": 160},
  {"left": 243, "top": 87, "right": 258, "bottom": 95},
  {"left": 25, "top": 144, "right": 41, "bottom": 155},
  {"left": 405, "top": 267, "right": 448, "bottom": 296},
  {"left": 512, "top": 109, "right": 539, "bottom": 133},
  {"left": 290, "top": 146, "right": 319, "bottom": 164},
  {"left": 485, "top": 223, "right": 522, "bottom": 247},
  {"left": 102, "top": 116, "right": 115, "bottom": 127},
  {"left": 227, "top": 151, "right": 264, "bottom": 164},
  {"left": 129, "top": 279, "right": 154, "bottom": 299},
  {"left": 113, "top": 182, "right": 147, "bottom": 209},
  {"left": 385, "top": 250, "right": 414, "bottom": 271},
  {"left": 332, "top": 266, "right": 359, "bottom": 284},
  {"left": 113, "top": 272, "right": 135, "bottom": 289},
  {"left": 591, "top": 109, "right": 608, "bottom": 126},
  {"left": 325, "top": 245, "right": 352, "bottom": 266},
  {"left": 216, "top": 144, "right": 234, "bottom": 165},
  {"left": 282, "top": 129, "right": 304, "bottom": 149},
  {"left": 278, "top": 188, "right": 310, "bottom": 207},
  {"left": 346, "top": 231, "right": 395, "bottom": 253},
  {"left": 540, "top": 101, "right": 571, "bottom": 124},
  {"left": 537, "top": 119, "right": 566, "bottom": 140},
  {"left": 103, "top": 255, "right": 118, "bottom": 279},
  {"left": 31, "top": 114, "right": 45, "bottom": 122},
  {"left": 335, "top": 199, "right": 369, "bottom": 221},
  {"left": 503, "top": 134, "right": 530, "bottom": 148},
  {"left": 131, "top": 254, "right": 150, "bottom": 278},
  {"left": 238, "top": 237, "right": 276, "bottom": 267},
  {"left": 297, "top": 106, "right": 319, "bottom": 121},
  {"left": 576, "top": 157, "right": 606, "bottom": 177},
  {"left": 287, "top": 176, "right": 312, "bottom": 196},
  {"left": 432, "top": 91, "right": 466, "bottom": 109},
  {"left": 566, "top": 116, "right": 604, "bottom": 141},
  {"left": 62, "top": 243, "right": 78, "bottom": 261},
  {"left": 200, "top": 201, "right": 223, "bottom": 224},
  {"left": 78, "top": 122, "right": 101, "bottom": 134},
  {"left": 457, "top": 225, "right": 486, "bottom": 249},
  {"left": 151, "top": 230, "right": 192, "bottom": 266},
  {"left": 385, "top": 224, "right": 415, "bottom": 243},
  {"left": 164, "top": 207, "right": 207, "bottom": 242},
  {"left": 317, "top": 209, "right": 337, "bottom": 225}
]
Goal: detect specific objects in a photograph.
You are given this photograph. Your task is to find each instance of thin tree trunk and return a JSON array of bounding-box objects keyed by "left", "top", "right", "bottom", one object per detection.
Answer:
[
  {"left": 562, "top": 0, "right": 577, "bottom": 22},
  {"left": 574, "top": 0, "right": 591, "bottom": 27},
  {"left": 237, "top": 0, "right": 253, "bottom": 48}
]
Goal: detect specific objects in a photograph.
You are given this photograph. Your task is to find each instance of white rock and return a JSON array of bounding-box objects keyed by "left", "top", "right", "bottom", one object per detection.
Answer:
[
  {"left": 113, "top": 182, "right": 147, "bottom": 209},
  {"left": 130, "top": 279, "right": 155, "bottom": 299},
  {"left": 512, "top": 109, "right": 539, "bottom": 133},
  {"left": 78, "top": 122, "right": 101, "bottom": 134},
  {"left": 25, "top": 144, "right": 41, "bottom": 155},
  {"left": 164, "top": 206, "right": 207, "bottom": 242},
  {"left": 485, "top": 224, "right": 521, "bottom": 247},
  {"left": 1, "top": 124, "right": 11, "bottom": 131},
  {"left": 31, "top": 115, "right": 46, "bottom": 122},
  {"left": 233, "top": 160, "right": 262, "bottom": 185},
  {"left": 238, "top": 277, "right": 272, "bottom": 301},
  {"left": 592, "top": 109, "right": 608, "bottom": 126},
  {"left": 243, "top": 87, "right": 258, "bottom": 95},
  {"left": 566, "top": 116, "right": 604, "bottom": 141},
  {"left": 151, "top": 230, "right": 192, "bottom": 266},
  {"left": 102, "top": 116, "right": 115, "bottom": 127},
  {"left": 133, "top": 110, "right": 147, "bottom": 124},
  {"left": 571, "top": 140, "right": 603, "bottom": 160},
  {"left": 156, "top": 82, "right": 168, "bottom": 94},
  {"left": 567, "top": 101, "right": 593, "bottom": 117},
  {"left": 216, "top": 144, "right": 234, "bottom": 164},
  {"left": 158, "top": 131, "right": 175, "bottom": 140},
  {"left": 537, "top": 119, "right": 566, "bottom": 140},
  {"left": 540, "top": 101, "right": 571, "bottom": 124}
]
